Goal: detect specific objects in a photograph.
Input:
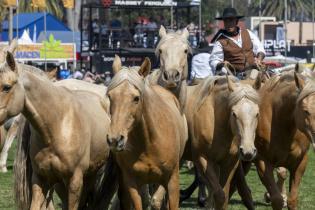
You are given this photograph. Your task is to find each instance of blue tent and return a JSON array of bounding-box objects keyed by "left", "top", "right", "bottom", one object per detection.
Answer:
[{"left": 1, "top": 13, "right": 71, "bottom": 42}]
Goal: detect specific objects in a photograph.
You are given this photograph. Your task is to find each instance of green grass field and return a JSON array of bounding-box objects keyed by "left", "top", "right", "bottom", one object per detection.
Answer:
[{"left": 1, "top": 142, "right": 315, "bottom": 209}]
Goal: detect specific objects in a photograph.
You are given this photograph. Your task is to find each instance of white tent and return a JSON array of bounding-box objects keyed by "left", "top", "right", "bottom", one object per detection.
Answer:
[{"left": 18, "top": 30, "right": 33, "bottom": 44}]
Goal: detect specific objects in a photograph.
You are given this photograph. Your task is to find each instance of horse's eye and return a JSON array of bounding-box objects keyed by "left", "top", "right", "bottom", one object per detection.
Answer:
[
  {"left": 232, "top": 112, "right": 237, "bottom": 118},
  {"left": 184, "top": 49, "right": 188, "bottom": 53},
  {"left": 159, "top": 49, "right": 162, "bottom": 54},
  {"left": 134, "top": 96, "right": 140, "bottom": 103},
  {"left": 2, "top": 84, "right": 11, "bottom": 92},
  {"left": 256, "top": 113, "right": 259, "bottom": 118},
  {"left": 305, "top": 110, "right": 310, "bottom": 116}
]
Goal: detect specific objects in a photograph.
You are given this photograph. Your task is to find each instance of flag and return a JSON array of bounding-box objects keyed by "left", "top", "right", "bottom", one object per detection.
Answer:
[
  {"left": 32, "top": 0, "right": 46, "bottom": 9},
  {"left": 62, "top": 0, "right": 74, "bottom": 9},
  {"left": 5, "top": 0, "right": 18, "bottom": 6}
]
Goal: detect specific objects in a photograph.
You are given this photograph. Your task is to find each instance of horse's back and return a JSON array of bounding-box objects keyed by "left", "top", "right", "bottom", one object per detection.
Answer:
[{"left": 55, "top": 79, "right": 110, "bottom": 113}]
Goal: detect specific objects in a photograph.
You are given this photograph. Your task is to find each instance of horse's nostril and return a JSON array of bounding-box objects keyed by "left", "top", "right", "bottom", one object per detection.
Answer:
[
  {"left": 174, "top": 71, "right": 181, "bottom": 81},
  {"left": 239, "top": 147, "right": 244, "bottom": 154},
  {"left": 163, "top": 71, "right": 169, "bottom": 81},
  {"left": 107, "top": 137, "right": 112, "bottom": 145}
]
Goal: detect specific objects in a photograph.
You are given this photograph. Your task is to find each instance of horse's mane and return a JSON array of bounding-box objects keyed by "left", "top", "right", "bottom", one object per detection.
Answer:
[
  {"left": 228, "top": 83, "right": 260, "bottom": 107},
  {"left": 19, "top": 64, "right": 50, "bottom": 79},
  {"left": 155, "top": 29, "right": 192, "bottom": 57},
  {"left": 195, "top": 76, "right": 259, "bottom": 110},
  {"left": 195, "top": 76, "right": 223, "bottom": 110},
  {"left": 297, "top": 77, "right": 315, "bottom": 103},
  {"left": 107, "top": 66, "right": 144, "bottom": 93}
]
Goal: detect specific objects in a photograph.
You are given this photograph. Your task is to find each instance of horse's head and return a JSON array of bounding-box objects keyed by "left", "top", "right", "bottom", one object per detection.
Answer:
[
  {"left": 294, "top": 73, "right": 315, "bottom": 150},
  {"left": 106, "top": 55, "right": 151, "bottom": 152},
  {"left": 227, "top": 76, "right": 261, "bottom": 161},
  {"left": 156, "top": 25, "right": 190, "bottom": 89},
  {"left": 0, "top": 51, "right": 25, "bottom": 125}
]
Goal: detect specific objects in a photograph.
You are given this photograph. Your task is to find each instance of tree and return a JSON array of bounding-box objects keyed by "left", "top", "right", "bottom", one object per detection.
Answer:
[{"left": 249, "top": 0, "right": 314, "bottom": 21}]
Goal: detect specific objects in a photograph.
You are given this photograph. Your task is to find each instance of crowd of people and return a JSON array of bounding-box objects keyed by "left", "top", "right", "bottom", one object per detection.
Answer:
[{"left": 85, "top": 15, "right": 204, "bottom": 49}]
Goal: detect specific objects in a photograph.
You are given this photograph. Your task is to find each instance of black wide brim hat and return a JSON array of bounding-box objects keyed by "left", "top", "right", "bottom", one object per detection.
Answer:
[{"left": 215, "top": 7, "right": 244, "bottom": 20}]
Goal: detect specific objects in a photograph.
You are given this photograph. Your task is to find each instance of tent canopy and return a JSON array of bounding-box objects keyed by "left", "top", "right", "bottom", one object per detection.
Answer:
[{"left": 1, "top": 13, "right": 71, "bottom": 42}]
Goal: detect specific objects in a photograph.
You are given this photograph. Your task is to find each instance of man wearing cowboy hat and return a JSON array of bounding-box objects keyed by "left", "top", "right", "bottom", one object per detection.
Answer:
[{"left": 209, "top": 7, "right": 266, "bottom": 75}]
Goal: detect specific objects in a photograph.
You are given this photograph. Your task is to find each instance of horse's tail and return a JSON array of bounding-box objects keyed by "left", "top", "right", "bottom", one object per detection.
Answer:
[
  {"left": 14, "top": 116, "right": 32, "bottom": 210},
  {"left": 91, "top": 152, "right": 119, "bottom": 210}
]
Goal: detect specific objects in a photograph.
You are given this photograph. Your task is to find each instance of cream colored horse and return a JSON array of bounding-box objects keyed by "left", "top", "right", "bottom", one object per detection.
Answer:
[
  {"left": 147, "top": 25, "right": 190, "bottom": 111},
  {"left": 185, "top": 76, "right": 260, "bottom": 210},
  {"left": 106, "top": 56, "right": 187, "bottom": 210},
  {"left": 0, "top": 51, "right": 115, "bottom": 210}
]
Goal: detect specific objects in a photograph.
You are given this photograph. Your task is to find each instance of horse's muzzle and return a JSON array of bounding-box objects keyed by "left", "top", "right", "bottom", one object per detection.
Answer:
[
  {"left": 107, "top": 134, "right": 126, "bottom": 152},
  {"left": 239, "top": 146, "right": 257, "bottom": 161}
]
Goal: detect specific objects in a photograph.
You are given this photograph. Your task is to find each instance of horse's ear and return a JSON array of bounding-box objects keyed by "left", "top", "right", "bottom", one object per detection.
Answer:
[
  {"left": 139, "top": 57, "right": 151, "bottom": 77},
  {"left": 47, "top": 68, "right": 58, "bottom": 80},
  {"left": 8, "top": 39, "right": 18, "bottom": 53},
  {"left": 226, "top": 75, "right": 235, "bottom": 92},
  {"left": 253, "top": 72, "right": 262, "bottom": 90},
  {"left": 294, "top": 63, "right": 299, "bottom": 72},
  {"left": 159, "top": 25, "right": 167, "bottom": 38},
  {"left": 182, "top": 27, "right": 189, "bottom": 40},
  {"left": 6, "top": 51, "right": 16, "bottom": 72},
  {"left": 294, "top": 72, "right": 305, "bottom": 91},
  {"left": 112, "top": 54, "right": 122, "bottom": 75}
]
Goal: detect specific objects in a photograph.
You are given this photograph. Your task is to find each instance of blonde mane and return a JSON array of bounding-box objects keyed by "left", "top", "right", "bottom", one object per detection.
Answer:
[
  {"left": 297, "top": 78, "right": 315, "bottom": 103},
  {"left": 195, "top": 76, "right": 259, "bottom": 110},
  {"left": 107, "top": 66, "right": 145, "bottom": 93},
  {"left": 228, "top": 83, "right": 260, "bottom": 107},
  {"left": 155, "top": 29, "right": 192, "bottom": 57}
]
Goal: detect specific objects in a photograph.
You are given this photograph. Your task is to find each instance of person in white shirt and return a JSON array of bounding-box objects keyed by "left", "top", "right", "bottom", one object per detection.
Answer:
[
  {"left": 191, "top": 41, "right": 214, "bottom": 84},
  {"left": 209, "top": 7, "right": 266, "bottom": 76}
]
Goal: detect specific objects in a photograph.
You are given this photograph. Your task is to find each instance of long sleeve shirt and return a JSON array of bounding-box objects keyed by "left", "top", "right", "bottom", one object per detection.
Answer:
[{"left": 209, "top": 29, "right": 265, "bottom": 72}]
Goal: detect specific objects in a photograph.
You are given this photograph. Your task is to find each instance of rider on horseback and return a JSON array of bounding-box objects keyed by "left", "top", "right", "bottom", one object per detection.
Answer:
[{"left": 210, "top": 7, "right": 266, "bottom": 78}]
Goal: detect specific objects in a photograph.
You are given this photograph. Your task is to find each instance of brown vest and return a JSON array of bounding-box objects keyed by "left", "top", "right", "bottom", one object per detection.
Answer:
[{"left": 218, "top": 29, "right": 255, "bottom": 72}]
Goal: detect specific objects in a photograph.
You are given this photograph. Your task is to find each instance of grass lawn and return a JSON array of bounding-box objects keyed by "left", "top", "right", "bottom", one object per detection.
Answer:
[{"left": 1, "top": 141, "right": 315, "bottom": 209}]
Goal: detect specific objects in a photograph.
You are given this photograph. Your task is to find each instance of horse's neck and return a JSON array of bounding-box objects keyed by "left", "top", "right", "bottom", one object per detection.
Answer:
[
  {"left": 213, "top": 87, "right": 231, "bottom": 127},
  {"left": 265, "top": 82, "right": 297, "bottom": 126},
  {"left": 21, "top": 71, "right": 67, "bottom": 141},
  {"left": 130, "top": 87, "right": 167, "bottom": 149}
]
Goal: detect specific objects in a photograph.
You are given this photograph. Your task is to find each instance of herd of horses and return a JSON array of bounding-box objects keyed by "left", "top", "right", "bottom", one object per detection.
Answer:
[{"left": 0, "top": 26, "right": 315, "bottom": 210}]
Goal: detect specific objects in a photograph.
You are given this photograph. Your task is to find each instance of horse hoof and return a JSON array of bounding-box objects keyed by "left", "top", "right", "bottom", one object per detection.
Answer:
[
  {"left": 151, "top": 197, "right": 162, "bottom": 210},
  {"left": 198, "top": 197, "right": 207, "bottom": 207},
  {"left": 264, "top": 192, "right": 271, "bottom": 203}
]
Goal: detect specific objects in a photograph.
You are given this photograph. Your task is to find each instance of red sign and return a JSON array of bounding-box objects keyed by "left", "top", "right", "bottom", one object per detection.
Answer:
[{"left": 102, "top": 0, "right": 112, "bottom": 7}]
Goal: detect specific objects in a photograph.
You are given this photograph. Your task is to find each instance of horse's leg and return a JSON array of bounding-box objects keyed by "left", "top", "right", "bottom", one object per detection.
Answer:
[
  {"left": 151, "top": 185, "right": 166, "bottom": 210},
  {"left": 166, "top": 164, "right": 180, "bottom": 210},
  {"left": 197, "top": 173, "right": 207, "bottom": 207},
  {"left": 180, "top": 167, "right": 199, "bottom": 203},
  {"left": 54, "top": 183, "right": 68, "bottom": 210},
  {"left": 287, "top": 154, "right": 308, "bottom": 210},
  {"left": 219, "top": 157, "right": 239, "bottom": 210},
  {"left": 255, "top": 158, "right": 283, "bottom": 210},
  {"left": 276, "top": 167, "right": 287, "bottom": 207},
  {"left": 194, "top": 155, "right": 224, "bottom": 209},
  {"left": 0, "top": 126, "right": 17, "bottom": 172},
  {"left": 68, "top": 169, "right": 83, "bottom": 210},
  {"left": 264, "top": 167, "right": 288, "bottom": 206},
  {"left": 30, "top": 174, "right": 49, "bottom": 210},
  {"left": 119, "top": 174, "right": 142, "bottom": 210},
  {"left": 229, "top": 162, "right": 255, "bottom": 210}
]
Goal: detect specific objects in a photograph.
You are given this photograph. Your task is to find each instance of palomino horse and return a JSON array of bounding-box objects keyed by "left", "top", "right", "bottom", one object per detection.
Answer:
[
  {"left": 106, "top": 56, "right": 187, "bottom": 210},
  {"left": 0, "top": 51, "right": 115, "bottom": 210},
  {"left": 253, "top": 72, "right": 315, "bottom": 210},
  {"left": 148, "top": 25, "right": 190, "bottom": 111},
  {"left": 185, "top": 75, "right": 260, "bottom": 210}
]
